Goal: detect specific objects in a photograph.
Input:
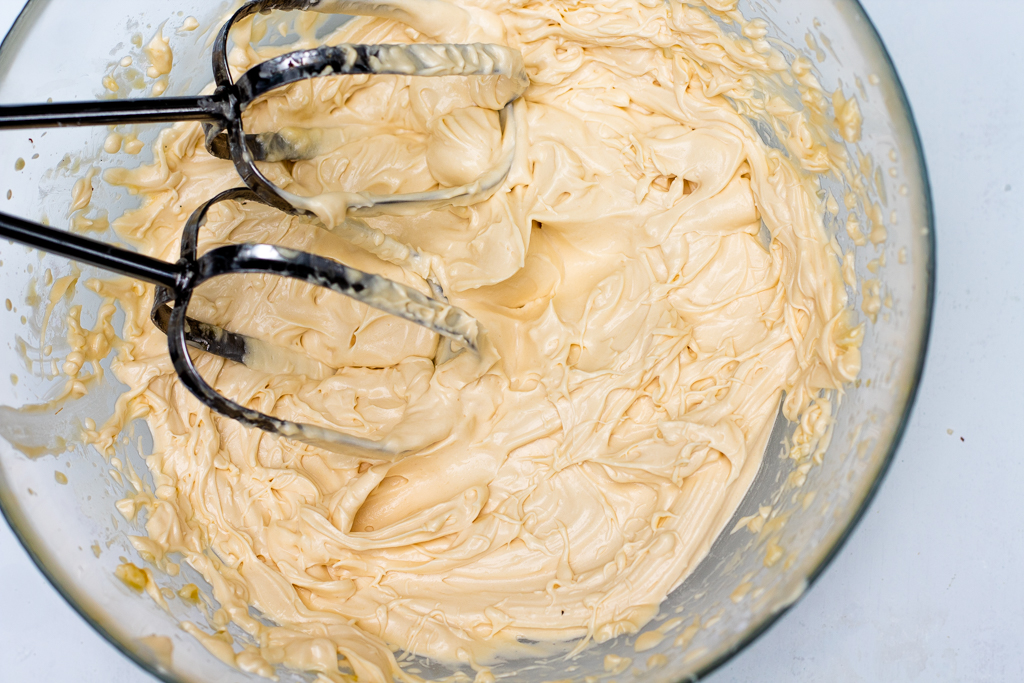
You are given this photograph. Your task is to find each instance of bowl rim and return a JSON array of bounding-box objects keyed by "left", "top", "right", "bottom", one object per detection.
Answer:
[{"left": 0, "top": 0, "right": 936, "bottom": 681}]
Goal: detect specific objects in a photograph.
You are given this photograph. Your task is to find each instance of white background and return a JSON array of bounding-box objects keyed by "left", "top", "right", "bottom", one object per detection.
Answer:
[{"left": 1, "top": 1, "right": 1021, "bottom": 681}]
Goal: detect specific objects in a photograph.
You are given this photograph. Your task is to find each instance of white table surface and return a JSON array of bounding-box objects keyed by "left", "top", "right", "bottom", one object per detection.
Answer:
[{"left": 1, "top": 1, "right": 1021, "bottom": 681}]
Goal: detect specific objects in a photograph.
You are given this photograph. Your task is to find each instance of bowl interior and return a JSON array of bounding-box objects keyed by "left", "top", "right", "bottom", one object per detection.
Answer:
[{"left": 0, "top": 1, "right": 932, "bottom": 681}]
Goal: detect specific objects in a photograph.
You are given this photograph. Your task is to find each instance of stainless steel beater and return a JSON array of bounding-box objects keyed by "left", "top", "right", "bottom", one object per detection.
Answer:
[{"left": 0, "top": 0, "right": 529, "bottom": 455}]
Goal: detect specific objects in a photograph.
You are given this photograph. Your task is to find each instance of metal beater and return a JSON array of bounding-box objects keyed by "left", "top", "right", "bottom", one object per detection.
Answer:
[{"left": 0, "top": 0, "right": 529, "bottom": 455}]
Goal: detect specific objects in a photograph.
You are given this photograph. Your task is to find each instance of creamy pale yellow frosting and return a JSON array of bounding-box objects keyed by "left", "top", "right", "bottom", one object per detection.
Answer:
[{"left": 93, "top": 1, "right": 862, "bottom": 680}]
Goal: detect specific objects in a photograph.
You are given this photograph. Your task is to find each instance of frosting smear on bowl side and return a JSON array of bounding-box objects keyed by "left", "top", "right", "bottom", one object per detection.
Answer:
[{"left": 95, "top": 0, "right": 863, "bottom": 680}]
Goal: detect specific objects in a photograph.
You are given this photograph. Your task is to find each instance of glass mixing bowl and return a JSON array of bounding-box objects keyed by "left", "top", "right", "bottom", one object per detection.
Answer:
[{"left": 0, "top": 1, "right": 933, "bottom": 681}]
